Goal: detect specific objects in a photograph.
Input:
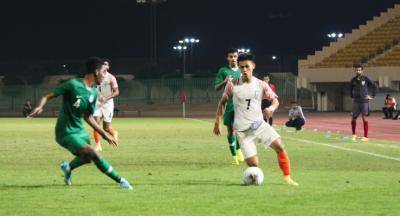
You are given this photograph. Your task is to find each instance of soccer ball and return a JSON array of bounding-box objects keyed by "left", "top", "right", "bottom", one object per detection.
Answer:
[{"left": 243, "top": 167, "right": 264, "bottom": 185}]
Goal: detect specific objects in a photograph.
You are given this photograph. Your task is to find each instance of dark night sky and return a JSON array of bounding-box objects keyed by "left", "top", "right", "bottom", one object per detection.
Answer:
[{"left": 1, "top": 0, "right": 399, "bottom": 60}]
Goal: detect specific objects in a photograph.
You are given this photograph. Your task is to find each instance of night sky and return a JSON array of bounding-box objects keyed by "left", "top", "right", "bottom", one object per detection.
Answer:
[{"left": 1, "top": 0, "right": 399, "bottom": 60}]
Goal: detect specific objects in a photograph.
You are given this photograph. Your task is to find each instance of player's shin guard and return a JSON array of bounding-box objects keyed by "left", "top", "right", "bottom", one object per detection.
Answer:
[
  {"left": 93, "top": 131, "right": 101, "bottom": 144},
  {"left": 277, "top": 151, "right": 291, "bottom": 177},
  {"left": 351, "top": 119, "right": 357, "bottom": 135},
  {"left": 94, "top": 158, "right": 122, "bottom": 183},
  {"left": 69, "top": 157, "right": 87, "bottom": 170},
  {"left": 227, "top": 135, "right": 237, "bottom": 156},
  {"left": 363, "top": 120, "right": 368, "bottom": 138}
]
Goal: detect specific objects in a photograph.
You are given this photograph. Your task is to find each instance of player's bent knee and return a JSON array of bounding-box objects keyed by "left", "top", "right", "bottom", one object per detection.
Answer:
[
  {"left": 245, "top": 156, "right": 258, "bottom": 167},
  {"left": 270, "top": 138, "right": 285, "bottom": 153}
]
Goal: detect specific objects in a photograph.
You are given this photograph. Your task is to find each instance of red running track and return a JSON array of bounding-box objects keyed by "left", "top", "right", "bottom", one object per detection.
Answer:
[{"left": 273, "top": 112, "right": 399, "bottom": 143}]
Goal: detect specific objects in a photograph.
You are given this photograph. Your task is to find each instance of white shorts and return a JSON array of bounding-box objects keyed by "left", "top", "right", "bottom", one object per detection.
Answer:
[
  {"left": 93, "top": 103, "right": 114, "bottom": 123},
  {"left": 235, "top": 121, "right": 281, "bottom": 159}
]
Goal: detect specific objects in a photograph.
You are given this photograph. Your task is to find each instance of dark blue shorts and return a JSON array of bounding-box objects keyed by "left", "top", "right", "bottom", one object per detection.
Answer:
[{"left": 352, "top": 102, "right": 369, "bottom": 118}]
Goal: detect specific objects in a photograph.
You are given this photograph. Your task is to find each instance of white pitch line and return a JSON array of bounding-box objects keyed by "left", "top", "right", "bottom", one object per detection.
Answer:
[
  {"left": 285, "top": 137, "right": 400, "bottom": 162},
  {"left": 187, "top": 118, "right": 400, "bottom": 162}
]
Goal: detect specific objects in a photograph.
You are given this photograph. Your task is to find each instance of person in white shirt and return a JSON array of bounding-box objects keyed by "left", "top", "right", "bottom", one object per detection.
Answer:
[
  {"left": 285, "top": 101, "right": 306, "bottom": 130},
  {"left": 93, "top": 59, "right": 120, "bottom": 152},
  {"left": 213, "top": 53, "right": 298, "bottom": 186}
]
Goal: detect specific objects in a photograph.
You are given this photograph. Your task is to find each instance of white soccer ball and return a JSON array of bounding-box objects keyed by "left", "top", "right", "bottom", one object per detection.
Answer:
[{"left": 243, "top": 167, "right": 264, "bottom": 185}]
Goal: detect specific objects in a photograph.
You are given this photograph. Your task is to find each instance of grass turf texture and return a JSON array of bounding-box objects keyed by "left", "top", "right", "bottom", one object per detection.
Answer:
[{"left": 1, "top": 118, "right": 400, "bottom": 215}]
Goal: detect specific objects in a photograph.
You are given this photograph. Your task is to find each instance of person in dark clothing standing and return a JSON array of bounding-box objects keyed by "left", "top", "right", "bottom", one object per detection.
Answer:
[{"left": 349, "top": 64, "right": 377, "bottom": 142}]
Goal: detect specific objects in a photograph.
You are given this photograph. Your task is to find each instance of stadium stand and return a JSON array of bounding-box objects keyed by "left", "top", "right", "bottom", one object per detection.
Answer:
[
  {"left": 314, "top": 15, "right": 400, "bottom": 68},
  {"left": 298, "top": 4, "right": 400, "bottom": 112}
]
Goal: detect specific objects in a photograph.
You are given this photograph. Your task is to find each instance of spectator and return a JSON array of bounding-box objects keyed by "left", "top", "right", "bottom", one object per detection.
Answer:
[
  {"left": 285, "top": 101, "right": 306, "bottom": 131},
  {"left": 23, "top": 99, "right": 32, "bottom": 117},
  {"left": 382, "top": 94, "right": 396, "bottom": 119}
]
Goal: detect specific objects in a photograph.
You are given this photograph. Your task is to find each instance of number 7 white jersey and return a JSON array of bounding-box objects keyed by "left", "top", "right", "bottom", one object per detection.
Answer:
[{"left": 223, "top": 77, "right": 278, "bottom": 132}]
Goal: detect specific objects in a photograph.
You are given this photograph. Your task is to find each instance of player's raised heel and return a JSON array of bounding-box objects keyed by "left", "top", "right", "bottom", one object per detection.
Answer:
[
  {"left": 94, "top": 143, "right": 102, "bottom": 152},
  {"left": 284, "top": 176, "right": 299, "bottom": 186},
  {"left": 60, "top": 161, "right": 72, "bottom": 185},
  {"left": 231, "top": 156, "right": 239, "bottom": 165},
  {"left": 120, "top": 178, "right": 133, "bottom": 190}
]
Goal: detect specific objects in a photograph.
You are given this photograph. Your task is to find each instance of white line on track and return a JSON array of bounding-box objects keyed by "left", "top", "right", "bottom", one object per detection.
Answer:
[
  {"left": 285, "top": 137, "right": 400, "bottom": 162},
  {"left": 187, "top": 118, "right": 400, "bottom": 162}
]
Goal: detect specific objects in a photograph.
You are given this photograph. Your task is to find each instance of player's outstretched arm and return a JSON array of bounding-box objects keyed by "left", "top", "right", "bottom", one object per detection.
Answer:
[
  {"left": 84, "top": 112, "right": 118, "bottom": 146},
  {"left": 213, "top": 96, "right": 228, "bottom": 136},
  {"left": 215, "top": 76, "right": 232, "bottom": 91},
  {"left": 28, "top": 93, "right": 56, "bottom": 117},
  {"left": 263, "top": 98, "right": 279, "bottom": 119}
]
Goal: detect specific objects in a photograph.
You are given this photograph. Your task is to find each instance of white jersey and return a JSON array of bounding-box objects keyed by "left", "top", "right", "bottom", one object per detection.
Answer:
[
  {"left": 96, "top": 72, "right": 118, "bottom": 107},
  {"left": 223, "top": 77, "right": 277, "bottom": 131}
]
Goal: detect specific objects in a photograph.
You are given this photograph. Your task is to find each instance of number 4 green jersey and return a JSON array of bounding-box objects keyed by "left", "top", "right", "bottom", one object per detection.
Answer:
[
  {"left": 52, "top": 78, "right": 98, "bottom": 140},
  {"left": 215, "top": 66, "right": 241, "bottom": 113}
]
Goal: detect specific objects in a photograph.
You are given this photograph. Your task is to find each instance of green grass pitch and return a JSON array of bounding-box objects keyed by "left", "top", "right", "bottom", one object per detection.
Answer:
[{"left": 1, "top": 118, "right": 400, "bottom": 215}]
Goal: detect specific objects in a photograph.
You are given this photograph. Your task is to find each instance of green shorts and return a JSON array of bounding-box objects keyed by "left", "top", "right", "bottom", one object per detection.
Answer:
[
  {"left": 56, "top": 133, "right": 90, "bottom": 156},
  {"left": 223, "top": 110, "right": 234, "bottom": 126}
]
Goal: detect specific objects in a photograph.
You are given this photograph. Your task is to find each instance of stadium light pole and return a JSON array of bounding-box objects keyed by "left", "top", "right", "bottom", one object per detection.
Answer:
[
  {"left": 173, "top": 45, "right": 188, "bottom": 78},
  {"left": 271, "top": 55, "right": 281, "bottom": 72},
  {"left": 173, "top": 44, "right": 190, "bottom": 119},
  {"left": 177, "top": 37, "right": 200, "bottom": 76},
  {"left": 327, "top": 32, "right": 344, "bottom": 42},
  {"left": 183, "top": 37, "right": 200, "bottom": 75},
  {"left": 136, "top": 0, "right": 167, "bottom": 66},
  {"left": 238, "top": 48, "right": 251, "bottom": 53}
]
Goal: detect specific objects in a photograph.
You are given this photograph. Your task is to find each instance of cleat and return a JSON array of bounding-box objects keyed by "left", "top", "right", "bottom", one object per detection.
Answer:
[
  {"left": 284, "top": 176, "right": 299, "bottom": 186},
  {"left": 351, "top": 135, "right": 357, "bottom": 141},
  {"left": 237, "top": 149, "right": 244, "bottom": 162},
  {"left": 94, "top": 143, "right": 102, "bottom": 152},
  {"left": 231, "top": 156, "right": 239, "bottom": 165},
  {"left": 120, "top": 178, "right": 133, "bottom": 190},
  {"left": 361, "top": 137, "right": 369, "bottom": 142},
  {"left": 60, "top": 161, "right": 72, "bottom": 185}
]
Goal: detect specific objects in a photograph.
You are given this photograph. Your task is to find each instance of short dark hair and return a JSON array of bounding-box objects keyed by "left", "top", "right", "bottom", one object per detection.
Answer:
[
  {"left": 290, "top": 101, "right": 297, "bottom": 104},
  {"left": 238, "top": 53, "right": 255, "bottom": 62},
  {"left": 354, "top": 64, "right": 363, "bottom": 69},
  {"left": 226, "top": 48, "right": 238, "bottom": 56},
  {"left": 264, "top": 73, "right": 270, "bottom": 78},
  {"left": 103, "top": 58, "right": 111, "bottom": 64},
  {"left": 86, "top": 57, "right": 104, "bottom": 74}
]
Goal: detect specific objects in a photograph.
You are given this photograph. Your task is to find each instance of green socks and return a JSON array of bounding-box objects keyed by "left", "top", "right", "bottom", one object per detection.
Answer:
[
  {"left": 235, "top": 137, "right": 240, "bottom": 150},
  {"left": 94, "top": 158, "right": 122, "bottom": 183},
  {"left": 69, "top": 157, "right": 87, "bottom": 170},
  {"left": 227, "top": 135, "right": 237, "bottom": 156}
]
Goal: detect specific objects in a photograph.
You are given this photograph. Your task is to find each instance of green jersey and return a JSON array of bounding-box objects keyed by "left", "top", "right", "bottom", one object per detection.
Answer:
[
  {"left": 52, "top": 78, "right": 98, "bottom": 140},
  {"left": 215, "top": 66, "right": 241, "bottom": 113}
]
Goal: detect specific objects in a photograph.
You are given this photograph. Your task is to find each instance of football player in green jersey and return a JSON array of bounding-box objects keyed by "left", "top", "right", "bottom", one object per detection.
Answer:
[
  {"left": 29, "top": 57, "right": 133, "bottom": 190},
  {"left": 214, "top": 48, "right": 244, "bottom": 165}
]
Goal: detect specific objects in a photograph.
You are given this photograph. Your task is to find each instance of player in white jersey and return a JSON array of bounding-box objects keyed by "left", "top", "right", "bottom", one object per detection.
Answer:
[
  {"left": 93, "top": 59, "right": 120, "bottom": 151},
  {"left": 213, "top": 53, "right": 298, "bottom": 186}
]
